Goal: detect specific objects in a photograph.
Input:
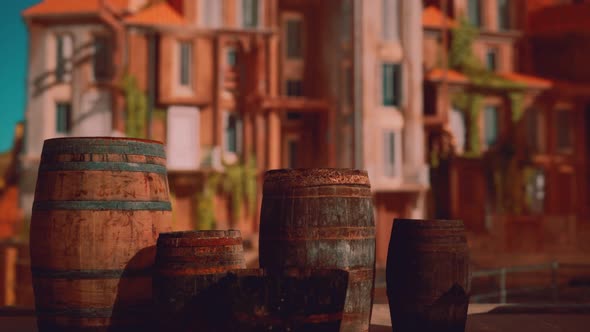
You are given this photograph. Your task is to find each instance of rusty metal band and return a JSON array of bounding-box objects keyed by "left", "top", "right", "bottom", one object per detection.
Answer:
[
  {"left": 31, "top": 267, "right": 152, "bottom": 279},
  {"left": 157, "top": 237, "right": 243, "bottom": 247},
  {"left": 35, "top": 304, "right": 150, "bottom": 318},
  {"left": 260, "top": 227, "right": 375, "bottom": 240}
]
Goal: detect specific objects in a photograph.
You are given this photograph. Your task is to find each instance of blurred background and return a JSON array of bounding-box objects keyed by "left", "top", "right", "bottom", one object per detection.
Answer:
[{"left": 1, "top": 0, "right": 590, "bottom": 308}]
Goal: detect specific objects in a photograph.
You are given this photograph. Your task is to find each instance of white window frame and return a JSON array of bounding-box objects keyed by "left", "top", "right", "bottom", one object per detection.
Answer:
[
  {"left": 223, "top": 111, "right": 243, "bottom": 163},
  {"left": 382, "top": 129, "right": 402, "bottom": 178},
  {"left": 167, "top": 106, "right": 200, "bottom": 170},
  {"left": 55, "top": 33, "right": 73, "bottom": 83},
  {"left": 381, "top": 0, "right": 400, "bottom": 42},
  {"left": 200, "top": 0, "right": 223, "bottom": 28}
]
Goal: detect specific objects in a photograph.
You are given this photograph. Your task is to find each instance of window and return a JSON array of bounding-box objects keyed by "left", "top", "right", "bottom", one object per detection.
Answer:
[
  {"left": 93, "top": 36, "right": 111, "bottom": 81},
  {"left": 486, "top": 48, "right": 497, "bottom": 71},
  {"left": 341, "top": 0, "right": 352, "bottom": 43},
  {"left": 382, "top": 63, "right": 401, "bottom": 107},
  {"left": 179, "top": 41, "right": 192, "bottom": 87},
  {"left": 56, "top": 102, "right": 72, "bottom": 134},
  {"left": 526, "top": 108, "right": 545, "bottom": 153},
  {"left": 224, "top": 112, "right": 242, "bottom": 154},
  {"left": 286, "top": 80, "right": 303, "bottom": 97},
  {"left": 227, "top": 47, "right": 237, "bottom": 68},
  {"left": 468, "top": 0, "right": 481, "bottom": 27},
  {"left": 242, "top": 0, "right": 259, "bottom": 28},
  {"left": 497, "top": 0, "right": 510, "bottom": 30},
  {"left": 342, "top": 66, "right": 353, "bottom": 106},
  {"left": 287, "top": 139, "right": 298, "bottom": 168},
  {"left": 384, "top": 131, "right": 397, "bottom": 177},
  {"left": 286, "top": 19, "right": 303, "bottom": 59},
  {"left": 56, "top": 35, "right": 65, "bottom": 82},
  {"left": 525, "top": 168, "right": 545, "bottom": 215},
  {"left": 556, "top": 110, "right": 574, "bottom": 153},
  {"left": 484, "top": 105, "right": 499, "bottom": 147},
  {"left": 382, "top": 0, "right": 399, "bottom": 41},
  {"left": 201, "top": 0, "right": 222, "bottom": 28}
]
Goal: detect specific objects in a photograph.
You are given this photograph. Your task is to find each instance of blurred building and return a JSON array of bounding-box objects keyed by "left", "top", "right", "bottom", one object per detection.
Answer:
[
  {"left": 20, "top": 0, "right": 428, "bottom": 265},
  {"left": 423, "top": 0, "right": 590, "bottom": 260}
]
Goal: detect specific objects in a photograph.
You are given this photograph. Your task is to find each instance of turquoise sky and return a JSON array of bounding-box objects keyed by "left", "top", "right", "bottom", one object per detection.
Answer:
[{"left": 0, "top": 0, "right": 40, "bottom": 152}]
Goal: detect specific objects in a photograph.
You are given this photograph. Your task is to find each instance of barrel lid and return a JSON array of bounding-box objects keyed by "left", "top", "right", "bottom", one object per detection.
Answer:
[
  {"left": 393, "top": 218, "right": 465, "bottom": 229},
  {"left": 264, "top": 168, "right": 370, "bottom": 190},
  {"left": 43, "top": 136, "right": 164, "bottom": 145},
  {"left": 158, "top": 230, "right": 242, "bottom": 239},
  {"left": 41, "top": 137, "right": 166, "bottom": 158}
]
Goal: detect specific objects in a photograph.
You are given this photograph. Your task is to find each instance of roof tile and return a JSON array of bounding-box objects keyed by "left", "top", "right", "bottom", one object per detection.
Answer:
[{"left": 124, "top": 2, "right": 186, "bottom": 27}]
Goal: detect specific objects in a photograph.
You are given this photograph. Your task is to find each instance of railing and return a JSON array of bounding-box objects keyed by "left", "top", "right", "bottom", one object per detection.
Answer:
[{"left": 471, "top": 262, "right": 590, "bottom": 303}]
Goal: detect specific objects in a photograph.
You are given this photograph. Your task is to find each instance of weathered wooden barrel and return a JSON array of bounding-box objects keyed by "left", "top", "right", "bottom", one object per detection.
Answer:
[
  {"left": 153, "top": 230, "right": 246, "bottom": 330},
  {"left": 386, "top": 219, "right": 470, "bottom": 332},
  {"left": 259, "top": 168, "right": 376, "bottom": 332},
  {"left": 30, "top": 137, "right": 172, "bottom": 332},
  {"left": 184, "top": 268, "right": 350, "bottom": 332}
]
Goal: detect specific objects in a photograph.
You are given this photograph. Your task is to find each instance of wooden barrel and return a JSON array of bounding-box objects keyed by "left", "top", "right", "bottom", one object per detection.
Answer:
[
  {"left": 184, "top": 268, "right": 350, "bottom": 332},
  {"left": 386, "top": 219, "right": 470, "bottom": 332},
  {"left": 153, "top": 230, "right": 246, "bottom": 330},
  {"left": 30, "top": 137, "right": 172, "bottom": 332},
  {"left": 259, "top": 168, "right": 376, "bottom": 332}
]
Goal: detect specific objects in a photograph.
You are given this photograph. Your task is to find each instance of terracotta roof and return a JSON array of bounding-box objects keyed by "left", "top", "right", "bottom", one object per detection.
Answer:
[
  {"left": 124, "top": 2, "right": 186, "bottom": 27},
  {"left": 23, "top": 0, "right": 128, "bottom": 17},
  {"left": 426, "top": 68, "right": 469, "bottom": 84},
  {"left": 423, "top": 5, "right": 457, "bottom": 29},
  {"left": 498, "top": 72, "right": 552, "bottom": 89}
]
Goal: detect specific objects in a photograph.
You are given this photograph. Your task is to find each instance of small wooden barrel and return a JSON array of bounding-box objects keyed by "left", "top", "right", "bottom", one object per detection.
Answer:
[
  {"left": 153, "top": 230, "right": 246, "bottom": 330},
  {"left": 386, "top": 219, "right": 470, "bottom": 332},
  {"left": 259, "top": 168, "right": 376, "bottom": 332},
  {"left": 30, "top": 137, "right": 172, "bottom": 332},
  {"left": 184, "top": 268, "right": 350, "bottom": 332}
]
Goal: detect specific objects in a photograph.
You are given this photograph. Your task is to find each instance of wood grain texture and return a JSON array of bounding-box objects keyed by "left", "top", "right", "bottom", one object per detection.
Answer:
[
  {"left": 259, "top": 168, "right": 376, "bottom": 332},
  {"left": 30, "top": 137, "right": 172, "bottom": 332},
  {"left": 153, "top": 230, "right": 246, "bottom": 331},
  {"left": 386, "top": 219, "right": 470, "bottom": 332}
]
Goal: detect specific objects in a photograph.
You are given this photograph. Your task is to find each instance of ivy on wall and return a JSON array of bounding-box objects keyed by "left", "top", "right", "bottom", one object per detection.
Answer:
[
  {"left": 193, "top": 156, "right": 258, "bottom": 230},
  {"left": 444, "top": 17, "right": 532, "bottom": 214},
  {"left": 121, "top": 73, "right": 148, "bottom": 138}
]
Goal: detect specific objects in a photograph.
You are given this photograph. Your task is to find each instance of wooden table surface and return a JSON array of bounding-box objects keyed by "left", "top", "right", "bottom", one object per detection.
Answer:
[{"left": 1, "top": 304, "right": 589, "bottom": 331}]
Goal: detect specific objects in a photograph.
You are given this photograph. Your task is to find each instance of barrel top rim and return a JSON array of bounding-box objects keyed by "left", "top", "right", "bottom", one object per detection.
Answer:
[
  {"left": 158, "top": 230, "right": 242, "bottom": 239},
  {"left": 43, "top": 137, "right": 164, "bottom": 145},
  {"left": 394, "top": 218, "right": 465, "bottom": 227},
  {"left": 264, "top": 168, "right": 370, "bottom": 188}
]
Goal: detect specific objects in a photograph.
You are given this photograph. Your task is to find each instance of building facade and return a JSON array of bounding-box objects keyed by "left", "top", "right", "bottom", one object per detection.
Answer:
[
  {"left": 21, "top": 0, "right": 428, "bottom": 265},
  {"left": 423, "top": 0, "right": 590, "bottom": 260}
]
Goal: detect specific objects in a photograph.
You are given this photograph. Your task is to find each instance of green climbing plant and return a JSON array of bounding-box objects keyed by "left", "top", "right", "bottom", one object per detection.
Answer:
[
  {"left": 447, "top": 17, "right": 530, "bottom": 214},
  {"left": 121, "top": 73, "right": 148, "bottom": 138},
  {"left": 192, "top": 155, "right": 258, "bottom": 230}
]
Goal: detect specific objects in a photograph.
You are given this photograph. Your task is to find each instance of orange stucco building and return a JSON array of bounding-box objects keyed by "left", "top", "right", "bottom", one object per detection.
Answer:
[
  {"left": 21, "top": 0, "right": 428, "bottom": 266},
  {"left": 423, "top": 0, "right": 590, "bottom": 264}
]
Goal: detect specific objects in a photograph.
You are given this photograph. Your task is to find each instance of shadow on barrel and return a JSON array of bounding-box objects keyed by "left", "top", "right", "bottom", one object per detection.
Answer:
[
  {"left": 110, "top": 246, "right": 157, "bottom": 332},
  {"left": 182, "top": 269, "right": 350, "bottom": 332}
]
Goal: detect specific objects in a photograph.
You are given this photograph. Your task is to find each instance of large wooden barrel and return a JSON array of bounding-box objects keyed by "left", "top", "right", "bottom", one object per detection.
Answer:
[
  {"left": 259, "top": 168, "right": 376, "bottom": 332},
  {"left": 30, "top": 137, "right": 172, "bottom": 332},
  {"left": 153, "top": 230, "right": 246, "bottom": 330},
  {"left": 386, "top": 219, "right": 470, "bottom": 332},
  {"left": 184, "top": 268, "right": 350, "bottom": 332}
]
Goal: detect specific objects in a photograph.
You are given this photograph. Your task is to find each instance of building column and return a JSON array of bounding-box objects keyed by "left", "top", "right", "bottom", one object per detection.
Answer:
[
  {"left": 266, "top": 110, "right": 281, "bottom": 170},
  {"left": 401, "top": 0, "right": 426, "bottom": 185}
]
